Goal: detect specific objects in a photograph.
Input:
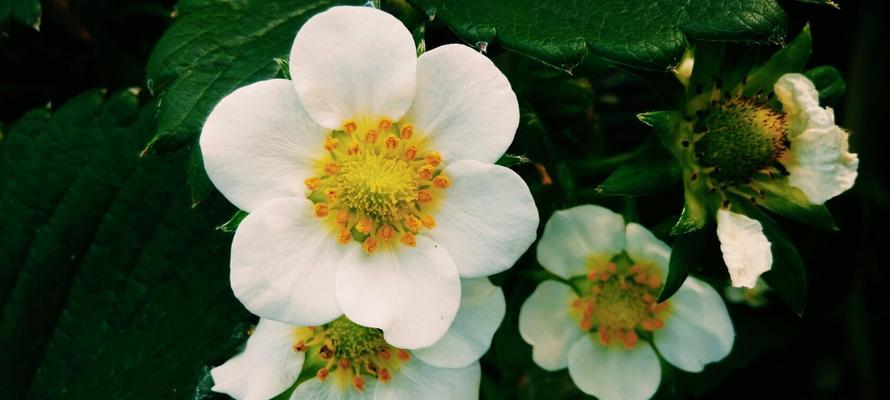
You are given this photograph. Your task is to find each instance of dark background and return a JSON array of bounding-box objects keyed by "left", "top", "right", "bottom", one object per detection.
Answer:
[{"left": 1, "top": 0, "right": 887, "bottom": 399}]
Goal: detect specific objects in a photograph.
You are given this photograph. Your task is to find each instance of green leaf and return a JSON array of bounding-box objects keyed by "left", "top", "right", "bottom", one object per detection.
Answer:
[
  {"left": 755, "top": 179, "right": 838, "bottom": 230},
  {"left": 804, "top": 65, "right": 846, "bottom": 104},
  {"left": 408, "top": 0, "right": 787, "bottom": 70},
  {"left": 218, "top": 210, "right": 249, "bottom": 233},
  {"left": 743, "top": 25, "right": 812, "bottom": 95},
  {"left": 0, "top": 0, "right": 41, "bottom": 30},
  {"left": 595, "top": 148, "right": 681, "bottom": 197},
  {"left": 496, "top": 153, "right": 531, "bottom": 168},
  {"left": 0, "top": 91, "right": 251, "bottom": 397},
  {"left": 659, "top": 228, "right": 707, "bottom": 302},
  {"left": 187, "top": 145, "right": 215, "bottom": 206},
  {"left": 143, "top": 0, "right": 363, "bottom": 167}
]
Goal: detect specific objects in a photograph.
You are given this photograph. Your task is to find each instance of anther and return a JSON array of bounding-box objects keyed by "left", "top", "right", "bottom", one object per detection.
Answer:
[
  {"left": 347, "top": 142, "right": 361, "bottom": 156},
  {"left": 385, "top": 134, "right": 399, "bottom": 150},
  {"left": 380, "top": 225, "right": 394, "bottom": 241},
  {"left": 622, "top": 330, "right": 639, "bottom": 349},
  {"left": 344, "top": 121, "right": 357, "bottom": 133},
  {"left": 353, "top": 375, "right": 366, "bottom": 392},
  {"left": 356, "top": 218, "right": 374, "bottom": 234},
  {"left": 405, "top": 216, "right": 420, "bottom": 232},
  {"left": 400, "top": 124, "right": 414, "bottom": 140},
  {"left": 339, "top": 358, "right": 350, "bottom": 369},
  {"left": 421, "top": 215, "right": 436, "bottom": 229},
  {"left": 418, "top": 165, "right": 434, "bottom": 180},
  {"left": 378, "top": 349, "right": 392, "bottom": 359},
  {"left": 417, "top": 190, "right": 433, "bottom": 203},
  {"left": 433, "top": 175, "right": 451, "bottom": 189},
  {"left": 400, "top": 232, "right": 416, "bottom": 247},
  {"left": 365, "top": 129, "right": 378, "bottom": 143},
  {"left": 425, "top": 152, "right": 442, "bottom": 167},
  {"left": 324, "top": 138, "right": 340, "bottom": 151},
  {"left": 397, "top": 350, "right": 411, "bottom": 362},
  {"left": 363, "top": 237, "right": 377, "bottom": 253},
  {"left": 598, "top": 328, "right": 611, "bottom": 345},
  {"left": 379, "top": 119, "right": 393, "bottom": 131},
  {"left": 404, "top": 146, "right": 418, "bottom": 160},
  {"left": 336, "top": 210, "right": 350, "bottom": 225},
  {"left": 325, "top": 188, "right": 337, "bottom": 201},
  {"left": 293, "top": 341, "right": 307, "bottom": 352},
  {"left": 304, "top": 177, "right": 321, "bottom": 190},
  {"left": 379, "top": 368, "right": 392, "bottom": 383},
  {"left": 313, "top": 203, "right": 329, "bottom": 218},
  {"left": 316, "top": 368, "right": 329, "bottom": 381},
  {"left": 338, "top": 229, "right": 351, "bottom": 244}
]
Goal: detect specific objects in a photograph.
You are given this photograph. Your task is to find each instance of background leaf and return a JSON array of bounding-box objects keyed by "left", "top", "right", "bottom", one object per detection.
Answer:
[
  {"left": 595, "top": 146, "right": 681, "bottom": 197},
  {"left": 0, "top": 90, "right": 251, "bottom": 398},
  {"left": 0, "top": 0, "right": 40, "bottom": 30},
  {"left": 804, "top": 65, "right": 846, "bottom": 104},
  {"left": 407, "top": 0, "right": 788, "bottom": 70}
]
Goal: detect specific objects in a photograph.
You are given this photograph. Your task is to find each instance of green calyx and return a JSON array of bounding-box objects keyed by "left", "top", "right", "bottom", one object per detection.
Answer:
[
  {"left": 693, "top": 96, "right": 789, "bottom": 184},
  {"left": 324, "top": 316, "right": 386, "bottom": 359}
]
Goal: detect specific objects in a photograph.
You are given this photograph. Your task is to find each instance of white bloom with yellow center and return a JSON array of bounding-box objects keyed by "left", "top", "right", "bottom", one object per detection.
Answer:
[
  {"left": 712, "top": 73, "right": 858, "bottom": 288},
  {"left": 519, "top": 205, "right": 734, "bottom": 400},
  {"left": 210, "top": 278, "right": 505, "bottom": 400},
  {"left": 199, "top": 6, "right": 538, "bottom": 349}
]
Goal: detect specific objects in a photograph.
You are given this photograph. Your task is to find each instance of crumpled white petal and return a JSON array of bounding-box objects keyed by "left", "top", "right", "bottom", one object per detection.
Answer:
[
  {"left": 653, "top": 277, "right": 735, "bottom": 372},
  {"left": 200, "top": 79, "right": 327, "bottom": 212},
  {"left": 774, "top": 73, "right": 836, "bottom": 137},
  {"left": 414, "top": 278, "right": 505, "bottom": 369},
  {"left": 231, "top": 197, "right": 345, "bottom": 326},
  {"left": 211, "top": 319, "right": 303, "bottom": 400},
  {"left": 289, "top": 6, "right": 416, "bottom": 129},
  {"left": 537, "top": 205, "right": 626, "bottom": 279},
  {"left": 518, "top": 280, "right": 583, "bottom": 370},
  {"left": 785, "top": 125, "right": 859, "bottom": 204},
  {"left": 624, "top": 222, "right": 671, "bottom": 278},
  {"left": 426, "top": 160, "right": 538, "bottom": 278},
  {"left": 290, "top": 376, "right": 376, "bottom": 400},
  {"left": 716, "top": 209, "right": 772, "bottom": 288},
  {"left": 373, "top": 360, "right": 481, "bottom": 400},
  {"left": 405, "top": 44, "right": 520, "bottom": 163},
  {"left": 335, "top": 236, "right": 461, "bottom": 349},
  {"left": 567, "top": 337, "right": 661, "bottom": 400}
]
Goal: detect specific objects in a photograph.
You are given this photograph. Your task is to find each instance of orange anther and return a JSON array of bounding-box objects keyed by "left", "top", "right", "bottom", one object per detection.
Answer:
[
  {"left": 304, "top": 177, "right": 321, "bottom": 190},
  {"left": 586, "top": 271, "right": 597, "bottom": 281},
  {"left": 353, "top": 375, "right": 366, "bottom": 392},
  {"left": 385, "top": 134, "right": 399, "bottom": 150},
  {"left": 316, "top": 368, "right": 329, "bottom": 381},
  {"left": 397, "top": 350, "right": 411, "bottom": 362},
  {"left": 344, "top": 121, "right": 357, "bottom": 133},
  {"left": 580, "top": 319, "right": 593, "bottom": 331},
  {"left": 347, "top": 142, "right": 361, "bottom": 156},
  {"left": 339, "top": 358, "right": 350, "bottom": 369},
  {"left": 599, "top": 272, "right": 611, "bottom": 281},
  {"left": 293, "top": 341, "right": 307, "bottom": 352},
  {"left": 592, "top": 285, "right": 602, "bottom": 295},
  {"left": 418, "top": 165, "right": 434, "bottom": 180},
  {"left": 356, "top": 218, "right": 374, "bottom": 234},
  {"left": 405, "top": 216, "right": 420, "bottom": 232},
  {"left": 379, "top": 368, "right": 392, "bottom": 383},
  {"left": 363, "top": 237, "right": 378, "bottom": 253},
  {"left": 379, "top": 119, "right": 393, "bottom": 131},
  {"left": 598, "top": 329, "right": 612, "bottom": 345},
  {"left": 380, "top": 225, "right": 394, "bottom": 240},
  {"left": 336, "top": 210, "right": 350, "bottom": 225},
  {"left": 630, "top": 264, "right": 642, "bottom": 274},
  {"left": 425, "top": 152, "right": 442, "bottom": 167},
  {"left": 417, "top": 190, "right": 433, "bottom": 203},
  {"left": 324, "top": 188, "right": 337, "bottom": 201},
  {"left": 572, "top": 298, "right": 584, "bottom": 308},
  {"left": 365, "top": 129, "right": 378, "bottom": 143},
  {"left": 432, "top": 175, "right": 451, "bottom": 189},
  {"left": 400, "top": 124, "right": 414, "bottom": 139},
  {"left": 648, "top": 275, "right": 661, "bottom": 289},
  {"left": 622, "top": 330, "right": 639, "bottom": 349},
  {"left": 642, "top": 293, "right": 656, "bottom": 304},
  {"left": 338, "top": 229, "right": 351, "bottom": 244},
  {"left": 324, "top": 163, "right": 340, "bottom": 175},
  {"left": 400, "top": 232, "right": 416, "bottom": 247},
  {"left": 421, "top": 215, "right": 436, "bottom": 229},
  {"left": 378, "top": 349, "right": 392, "bottom": 359},
  {"left": 634, "top": 273, "right": 648, "bottom": 284},
  {"left": 404, "top": 145, "right": 418, "bottom": 160},
  {"left": 606, "top": 263, "right": 617, "bottom": 273},
  {"left": 324, "top": 138, "right": 339, "bottom": 151},
  {"left": 313, "top": 203, "right": 329, "bottom": 218}
]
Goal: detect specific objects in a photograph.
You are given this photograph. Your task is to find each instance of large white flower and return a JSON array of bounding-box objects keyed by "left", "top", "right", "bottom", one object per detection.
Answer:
[
  {"left": 520, "top": 205, "right": 734, "bottom": 400},
  {"left": 714, "top": 73, "right": 858, "bottom": 288},
  {"left": 199, "top": 6, "right": 538, "bottom": 348},
  {"left": 210, "top": 278, "right": 505, "bottom": 400}
]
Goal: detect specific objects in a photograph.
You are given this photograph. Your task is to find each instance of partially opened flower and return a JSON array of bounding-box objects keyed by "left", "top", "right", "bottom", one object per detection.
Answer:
[
  {"left": 200, "top": 6, "right": 538, "bottom": 348},
  {"left": 210, "top": 278, "right": 505, "bottom": 400},
  {"left": 520, "top": 205, "right": 734, "bottom": 400}
]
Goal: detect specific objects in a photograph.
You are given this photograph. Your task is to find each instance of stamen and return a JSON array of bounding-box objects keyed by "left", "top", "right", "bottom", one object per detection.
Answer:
[
  {"left": 365, "top": 129, "right": 378, "bottom": 144},
  {"left": 344, "top": 121, "right": 357, "bottom": 133},
  {"left": 363, "top": 237, "right": 378, "bottom": 253},
  {"left": 313, "top": 203, "right": 329, "bottom": 218},
  {"left": 324, "top": 138, "right": 340, "bottom": 151},
  {"left": 417, "top": 190, "right": 433, "bottom": 203},
  {"left": 425, "top": 152, "right": 442, "bottom": 167},
  {"left": 305, "top": 177, "right": 321, "bottom": 190},
  {"left": 385, "top": 134, "right": 399, "bottom": 150},
  {"left": 433, "top": 175, "right": 451, "bottom": 189},
  {"left": 379, "top": 119, "right": 393, "bottom": 131},
  {"left": 400, "top": 125, "right": 413, "bottom": 140},
  {"left": 400, "top": 233, "right": 416, "bottom": 247}
]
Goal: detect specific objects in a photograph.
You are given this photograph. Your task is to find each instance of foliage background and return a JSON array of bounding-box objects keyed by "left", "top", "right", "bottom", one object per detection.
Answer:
[{"left": 1, "top": 0, "right": 887, "bottom": 399}]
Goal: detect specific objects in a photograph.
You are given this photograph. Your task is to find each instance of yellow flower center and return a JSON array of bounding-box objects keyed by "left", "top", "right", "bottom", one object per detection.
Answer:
[
  {"left": 291, "top": 316, "right": 411, "bottom": 393},
  {"left": 569, "top": 253, "right": 671, "bottom": 350},
  {"left": 304, "top": 118, "right": 449, "bottom": 253}
]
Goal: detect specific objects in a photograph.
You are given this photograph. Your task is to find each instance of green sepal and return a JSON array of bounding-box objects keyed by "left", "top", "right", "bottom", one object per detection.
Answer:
[
  {"left": 804, "top": 65, "right": 846, "bottom": 105},
  {"left": 754, "top": 179, "right": 838, "bottom": 230},
  {"left": 217, "top": 210, "right": 249, "bottom": 233},
  {"left": 743, "top": 24, "right": 812, "bottom": 96},
  {"left": 659, "top": 227, "right": 708, "bottom": 302},
  {"left": 595, "top": 148, "right": 681, "bottom": 197},
  {"left": 496, "top": 153, "right": 531, "bottom": 168}
]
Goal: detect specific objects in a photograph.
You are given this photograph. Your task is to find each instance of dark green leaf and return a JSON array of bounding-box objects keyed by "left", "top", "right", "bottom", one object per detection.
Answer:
[
  {"left": 595, "top": 149, "right": 681, "bottom": 197},
  {"left": 0, "top": 0, "right": 41, "bottom": 30},
  {"left": 188, "top": 145, "right": 215, "bottom": 206},
  {"left": 659, "top": 228, "right": 707, "bottom": 302},
  {"left": 408, "top": 0, "right": 787, "bottom": 70},
  {"left": 804, "top": 65, "right": 846, "bottom": 104},
  {"left": 0, "top": 90, "right": 251, "bottom": 397},
  {"left": 743, "top": 25, "right": 812, "bottom": 95}
]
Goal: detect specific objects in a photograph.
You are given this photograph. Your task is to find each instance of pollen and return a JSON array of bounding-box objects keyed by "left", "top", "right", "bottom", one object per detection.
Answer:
[{"left": 306, "top": 120, "right": 450, "bottom": 252}]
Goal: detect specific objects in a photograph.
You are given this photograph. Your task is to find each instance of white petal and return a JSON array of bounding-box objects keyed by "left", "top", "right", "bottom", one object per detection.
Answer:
[
  {"left": 335, "top": 236, "right": 461, "bottom": 349},
  {"left": 211, "top": 319, "right": 303, "bottom": 400},
  {"left": 518, "top": 281, "right": 583, "bottom": 371},
  {"left": 624, "top": 223, "right": 671, "bottom": 279},
  {"left": 414, "top": 278, "right": 505, "bottom": 368},
  {"left": 406, "top": 44, "right": 519, "bottom": 163},
  {"left": 536, "top": 205, "right": 625, "bottom": 279},
  {"left": 426, "top": 160, "right": 538, "bottom": 278},
  {"left": 567, "top": 337, "right": 661, "bottom": 400},
  {"left": 785, "top": 125, "right": 859, "bottom": 204},
  {"left": 374, "top": 360, "right": 481, "bottom": 400},
  {"left": 653, "top": 277, "right": 734, "bottom": 372},
  {"left": 715, "top": 210, "right": 772, "bottom": 288},
  {"left": 200, "top": 79, "right": 327, "bottom": 212},
  {"left": 231, "top": 197, "right": 345, "bottom": 326},
  {"left": 290, "top": 377, "right": 376, "bottom": 400},
  {"left": 774, "top": 73, "right": 835, "bottom": 137},
  {"left": 289, "top": 6, "right": 416, "bottom": 129}
]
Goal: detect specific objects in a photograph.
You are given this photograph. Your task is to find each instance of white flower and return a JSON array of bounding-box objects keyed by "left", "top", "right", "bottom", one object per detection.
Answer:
[
  {"left": 199, "top": 6, "right": 538, "bottom": 348},
  {"left": 520, "top": 205, "right": 734, "bottom": 400},
  {"left": 210, "top": 278, "right": 505, "bottom": 400},
  {"left": 715, "top": 73, "right": 858, "bottom": 288}
]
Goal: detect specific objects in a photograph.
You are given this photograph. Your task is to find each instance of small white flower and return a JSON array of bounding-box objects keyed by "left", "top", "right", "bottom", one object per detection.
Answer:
[
  {"left": 520, "top": 205, "right": 734, "bottom": 400},
  {"left": 210, "top": 278, "right": 504, "bottom": 400},
  {"left": 199, "top": 6, "right": 538, "bottom": 348}
]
